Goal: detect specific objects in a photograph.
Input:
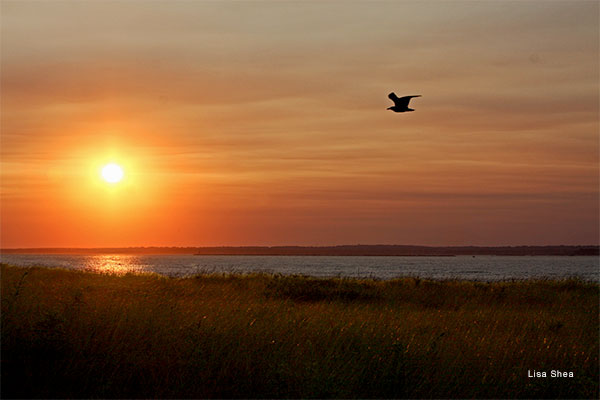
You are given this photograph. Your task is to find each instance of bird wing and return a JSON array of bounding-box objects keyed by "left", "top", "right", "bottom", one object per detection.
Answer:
[
  {"left": 388, "top": 92, "right": 400, "bottom": 104},
  {"left": 388, "top": 93, "right": 421, "bottom": 107},
  {"left": 397, "top": 95, "right": 421, "bottom": 108}
]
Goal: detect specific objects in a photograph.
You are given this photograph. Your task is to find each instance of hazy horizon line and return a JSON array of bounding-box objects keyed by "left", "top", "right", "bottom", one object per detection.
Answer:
[{"left": 2, "top": 244, "right": 598, "bottom": 250}]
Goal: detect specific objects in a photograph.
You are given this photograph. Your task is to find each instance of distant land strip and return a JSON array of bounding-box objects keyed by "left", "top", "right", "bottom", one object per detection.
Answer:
[{"left": 1, "top": 245, "right": 598, "bottom": 256}]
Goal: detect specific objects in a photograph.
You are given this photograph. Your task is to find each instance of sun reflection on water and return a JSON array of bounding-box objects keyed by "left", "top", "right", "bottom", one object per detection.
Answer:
[{"left": 84, "top": 255, "right": 147, "bottom": 275}]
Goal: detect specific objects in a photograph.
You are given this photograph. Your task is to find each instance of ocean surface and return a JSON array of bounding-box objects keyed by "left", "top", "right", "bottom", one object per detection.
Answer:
[{"left": 1, "top": 254, "right": 598, "bottom": 281}]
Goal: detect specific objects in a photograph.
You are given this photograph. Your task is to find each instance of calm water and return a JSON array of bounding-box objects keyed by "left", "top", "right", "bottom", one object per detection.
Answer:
[{"left": 1, "top": 254, "right": 598, "bottom": 281}]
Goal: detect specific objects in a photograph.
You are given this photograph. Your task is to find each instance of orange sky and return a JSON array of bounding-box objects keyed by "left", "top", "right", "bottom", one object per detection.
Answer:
[{"left": 1, "top": 1, "right": 598, "bottom": 247}]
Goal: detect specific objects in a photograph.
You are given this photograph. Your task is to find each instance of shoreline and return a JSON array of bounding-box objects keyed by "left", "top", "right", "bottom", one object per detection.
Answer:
[
  {"left": 2, "top": 262, "right": 599, "bottom": 283},
  {"left": 1, "top": 244, "right": 598, "bottom": 256}
]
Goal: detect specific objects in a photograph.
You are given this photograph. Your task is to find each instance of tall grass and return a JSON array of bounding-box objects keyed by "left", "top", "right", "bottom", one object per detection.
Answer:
[{"left": 1, "top": 264, "right": 598, "bottom": 398}]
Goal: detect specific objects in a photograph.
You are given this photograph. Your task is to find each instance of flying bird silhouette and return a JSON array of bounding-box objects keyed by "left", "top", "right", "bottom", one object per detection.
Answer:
[{"left": 387, "top": 93, "right": 421, "bottom": 113}]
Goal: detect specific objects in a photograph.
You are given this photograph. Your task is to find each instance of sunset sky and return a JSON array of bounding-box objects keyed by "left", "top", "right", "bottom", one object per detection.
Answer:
[{"left": 1, "top": 1, "right": 598, "bottom": 248}]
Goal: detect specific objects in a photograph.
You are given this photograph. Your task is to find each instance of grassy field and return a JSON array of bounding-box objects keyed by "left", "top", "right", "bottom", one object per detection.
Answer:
[{"left": 1, "top": 263, "right": 598, "bottom": 399}]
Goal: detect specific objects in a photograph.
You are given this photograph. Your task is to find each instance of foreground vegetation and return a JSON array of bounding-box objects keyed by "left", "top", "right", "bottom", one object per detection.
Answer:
[{"left": 1, "top": 264, "right": 598, "bottom": 399}]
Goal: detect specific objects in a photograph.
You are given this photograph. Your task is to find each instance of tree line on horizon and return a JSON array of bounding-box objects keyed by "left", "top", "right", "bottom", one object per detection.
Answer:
[{"left": 1, "top": 245, "right": 598, "bottom": 256}]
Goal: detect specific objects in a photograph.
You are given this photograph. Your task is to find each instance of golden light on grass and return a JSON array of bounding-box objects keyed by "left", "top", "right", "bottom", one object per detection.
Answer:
[
  {"left": 101, "top": 163, "right": 124, "bottom": 184},
  {"left": 2, "top": 264, "right": 598, "bottom": 399}
]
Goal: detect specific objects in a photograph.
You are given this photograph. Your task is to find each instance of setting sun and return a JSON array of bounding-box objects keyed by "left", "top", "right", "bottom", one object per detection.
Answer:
[{"left": 101, "top": 163, "right": 124, "bottom": 183}]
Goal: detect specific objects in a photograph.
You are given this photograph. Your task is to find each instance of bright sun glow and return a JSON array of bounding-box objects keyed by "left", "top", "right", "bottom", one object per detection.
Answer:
[{"left": 101, "top": 163, "right": 124, "bottom": 183}]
